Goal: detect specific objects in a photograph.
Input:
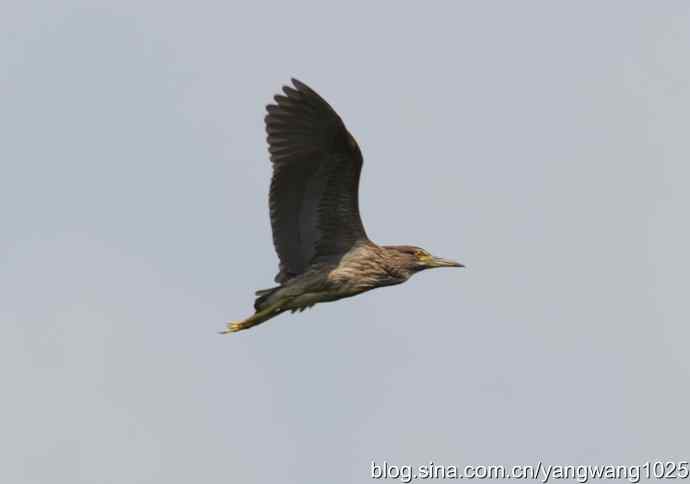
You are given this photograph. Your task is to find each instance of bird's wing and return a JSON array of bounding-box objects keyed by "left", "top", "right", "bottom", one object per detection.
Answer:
[{"left": 265, "top": 79, "right": 369, "bottom": 283}]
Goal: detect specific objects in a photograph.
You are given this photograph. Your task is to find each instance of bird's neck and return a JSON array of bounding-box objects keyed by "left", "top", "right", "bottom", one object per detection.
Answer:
[{"left": 378, "top": 246, "right": 413, "bottom": 281}]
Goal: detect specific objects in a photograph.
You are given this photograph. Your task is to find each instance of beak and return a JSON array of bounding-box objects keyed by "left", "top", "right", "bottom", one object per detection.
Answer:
[{"left": 428, "top": 256, "right": 464, "bottom": 268}]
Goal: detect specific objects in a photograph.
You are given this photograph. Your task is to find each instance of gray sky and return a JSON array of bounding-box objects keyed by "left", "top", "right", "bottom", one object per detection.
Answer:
[{"left": 2, "top": 2, "right": 689, "bottom": 483}]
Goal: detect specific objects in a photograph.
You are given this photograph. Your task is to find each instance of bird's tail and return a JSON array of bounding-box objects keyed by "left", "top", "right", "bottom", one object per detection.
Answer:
[{"left": 254, "top": 286, "right": 280, "bottom": 311}]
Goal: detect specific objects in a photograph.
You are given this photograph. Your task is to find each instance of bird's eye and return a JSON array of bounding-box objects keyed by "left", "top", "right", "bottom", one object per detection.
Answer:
[{"left": 414, "top": 250, "right": 429, "bottom": 259}]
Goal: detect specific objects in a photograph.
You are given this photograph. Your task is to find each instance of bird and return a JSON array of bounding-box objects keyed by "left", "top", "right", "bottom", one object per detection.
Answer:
[{"left": 221, "top": 79, "right": 463, "bottom": 333}]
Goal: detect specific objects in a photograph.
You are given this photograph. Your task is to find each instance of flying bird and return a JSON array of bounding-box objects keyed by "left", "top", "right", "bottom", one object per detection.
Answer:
[{"left": 221, "top": 79, "right": 463, "bottom": 333}]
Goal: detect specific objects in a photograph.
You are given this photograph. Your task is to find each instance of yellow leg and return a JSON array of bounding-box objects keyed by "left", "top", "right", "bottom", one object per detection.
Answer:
[{"left": 219, "top": 304, "right": 283, "bottom": 334}]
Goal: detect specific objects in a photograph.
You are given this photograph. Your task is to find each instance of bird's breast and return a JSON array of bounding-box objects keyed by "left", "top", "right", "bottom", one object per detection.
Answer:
[{"left": 328, "top": 259, "right": 391, "bottom": 294}]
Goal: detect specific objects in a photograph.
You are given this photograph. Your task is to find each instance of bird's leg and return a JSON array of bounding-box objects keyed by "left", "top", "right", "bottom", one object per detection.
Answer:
[{"left": 219, "top": 303, "right": 284, "bottom": 334}]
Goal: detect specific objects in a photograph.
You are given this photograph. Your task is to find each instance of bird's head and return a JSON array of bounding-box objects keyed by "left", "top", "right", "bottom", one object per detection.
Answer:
[{"left": 385, "top": 245, "right": 464, "bottom": 274}]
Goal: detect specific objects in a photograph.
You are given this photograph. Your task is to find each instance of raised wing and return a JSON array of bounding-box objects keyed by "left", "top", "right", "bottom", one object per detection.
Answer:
[{"left": 265, "top": 79, "right": 368, "bottom": 283}]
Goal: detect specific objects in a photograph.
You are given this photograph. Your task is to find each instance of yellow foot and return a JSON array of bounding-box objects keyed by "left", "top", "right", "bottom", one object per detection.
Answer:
[
  {"left": 218, "top": 321, "right": 244, "bottom": 334},
  {"left": 218, "top": 305, "right": 283, "bottom": 334}
]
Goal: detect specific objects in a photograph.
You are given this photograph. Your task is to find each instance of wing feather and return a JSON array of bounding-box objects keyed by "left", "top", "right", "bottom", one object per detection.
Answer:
[{"left": 265, "top": 79, "right": 368, "bottom": 283}]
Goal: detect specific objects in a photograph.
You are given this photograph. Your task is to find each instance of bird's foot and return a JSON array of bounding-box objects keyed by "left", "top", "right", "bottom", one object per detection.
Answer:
[
  {"left": 218, "top": 321, "right": 244, "bottom": 334},
  {"left": 218, "top": 305, "right": 284, "bottom": 334}
]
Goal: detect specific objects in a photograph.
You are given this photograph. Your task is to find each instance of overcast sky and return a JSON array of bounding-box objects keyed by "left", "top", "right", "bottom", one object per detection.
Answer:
[{"left": 2, "top": 2, "right": 689, "bottom": 483}]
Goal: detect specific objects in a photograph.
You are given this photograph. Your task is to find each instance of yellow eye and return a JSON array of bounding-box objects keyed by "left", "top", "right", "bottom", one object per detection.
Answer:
[{"left": 415, "top": 250, "right": 430, "bottom": 259}]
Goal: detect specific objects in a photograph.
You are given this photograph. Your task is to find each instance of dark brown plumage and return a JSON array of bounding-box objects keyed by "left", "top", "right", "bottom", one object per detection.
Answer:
[
  {"left": 266, "top": 78, "right": 366, "bottom": 283},
  {"left": 221, "top": 79, "right": 463, "bottom": 333}
]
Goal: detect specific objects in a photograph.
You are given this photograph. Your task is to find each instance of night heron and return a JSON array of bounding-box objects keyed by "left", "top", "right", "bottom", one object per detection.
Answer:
[{"left": 222, "top": 79, "right": 463, "bottom": 333}]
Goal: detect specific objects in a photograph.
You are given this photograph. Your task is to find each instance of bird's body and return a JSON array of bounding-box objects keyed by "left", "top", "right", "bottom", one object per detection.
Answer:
[
  {"left": 257, "top": 243, "right": 416, "bottom": 312},
  {"left": 222, "top": 79, "right": 462, "bottom": 333}
]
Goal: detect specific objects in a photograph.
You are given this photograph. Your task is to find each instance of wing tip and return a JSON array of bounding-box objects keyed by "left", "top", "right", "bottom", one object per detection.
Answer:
[{"left": 291, "top": 77, "right": 308, "bottom": 90}]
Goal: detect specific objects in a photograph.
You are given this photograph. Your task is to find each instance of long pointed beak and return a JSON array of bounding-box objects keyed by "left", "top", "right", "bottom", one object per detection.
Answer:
[{"left": 429, "top": 256, "right": 464, "bottom": 268}]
